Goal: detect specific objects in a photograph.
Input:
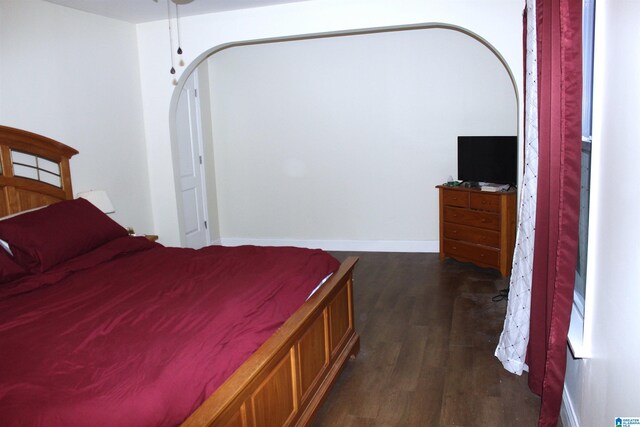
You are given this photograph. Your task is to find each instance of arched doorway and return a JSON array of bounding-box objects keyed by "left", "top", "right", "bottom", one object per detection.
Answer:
[{"left": 170, "top": 24, "right": 519, "bottom": 249}]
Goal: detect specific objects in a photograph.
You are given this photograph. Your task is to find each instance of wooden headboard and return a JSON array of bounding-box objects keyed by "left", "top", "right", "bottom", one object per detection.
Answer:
[{"left": 0, "top": 125, "right": 78, "bottom": 217}]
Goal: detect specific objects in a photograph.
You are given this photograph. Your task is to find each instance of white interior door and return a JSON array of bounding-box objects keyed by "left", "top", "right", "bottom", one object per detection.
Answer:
[{"left": 176, "top": 71, "right": 210, "bottom": 249}]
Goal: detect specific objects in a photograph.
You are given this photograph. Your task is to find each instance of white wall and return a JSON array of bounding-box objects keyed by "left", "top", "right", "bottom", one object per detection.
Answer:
[
  {"left": 207, "top": 28, "right": 516, "bottom": 249},
  {"left": 563, "top": 1, "right": 640, "bottom": 425},
  {"left": 136, "top": 0, "right": 524, "bottom": 247},
  {"left": 0, "top": 0, "right": 153, "bottom": 233}
]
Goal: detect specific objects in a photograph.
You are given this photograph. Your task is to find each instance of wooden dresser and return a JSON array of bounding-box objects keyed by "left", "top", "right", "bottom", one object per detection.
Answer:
[{"left": 437, "top": 185, "right": 517, "bottom": 276}]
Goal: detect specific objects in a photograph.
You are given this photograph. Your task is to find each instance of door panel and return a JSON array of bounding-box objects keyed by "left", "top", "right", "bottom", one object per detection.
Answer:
[{"left": 176, "top": 72, "right": 209, "bottom": 249}]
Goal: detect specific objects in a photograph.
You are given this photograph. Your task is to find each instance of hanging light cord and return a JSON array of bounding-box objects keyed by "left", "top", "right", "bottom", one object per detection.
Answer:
[
  {"left": 167, "top": 0, "right": 175, "bottom": 75},
  {"left": 175, "top": 1, "right": 183, "bottom": 57}
]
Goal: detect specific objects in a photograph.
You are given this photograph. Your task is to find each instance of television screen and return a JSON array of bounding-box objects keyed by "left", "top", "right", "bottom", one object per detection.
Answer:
[{"left": 457, "top": 136, "right": 518, "bottom": 185}]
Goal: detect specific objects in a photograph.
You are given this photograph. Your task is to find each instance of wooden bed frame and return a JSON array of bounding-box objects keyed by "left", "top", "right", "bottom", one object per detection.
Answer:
[
  {"left": 0, "top": 126, "right": 77, "bottom": 216},
  {"left": 0, "top": 125, "right": 360, "bottom": 427}
]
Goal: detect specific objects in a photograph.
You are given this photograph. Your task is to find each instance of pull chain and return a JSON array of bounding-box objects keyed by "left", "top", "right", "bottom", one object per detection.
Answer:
[
  {"left": 167, "top": 0, "right": 176, "bottom": 76},
  {"left": 175, "top": 1, "right": 184, "bottom": 66}
]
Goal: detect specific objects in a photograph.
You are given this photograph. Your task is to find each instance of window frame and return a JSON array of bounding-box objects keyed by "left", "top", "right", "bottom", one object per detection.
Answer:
[{"left": 568, "top": 0, "right": 596, "bottom": 358}]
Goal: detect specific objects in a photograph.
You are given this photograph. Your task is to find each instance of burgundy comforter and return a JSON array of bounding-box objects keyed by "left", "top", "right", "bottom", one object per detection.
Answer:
[{"left": 0, "top": 237, "right": 339, "bottom": 426}]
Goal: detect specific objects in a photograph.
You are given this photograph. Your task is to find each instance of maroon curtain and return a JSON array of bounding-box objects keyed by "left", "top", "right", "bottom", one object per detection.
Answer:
[{"left": 526, "top": 0, "right": 582, "bottom": 426}]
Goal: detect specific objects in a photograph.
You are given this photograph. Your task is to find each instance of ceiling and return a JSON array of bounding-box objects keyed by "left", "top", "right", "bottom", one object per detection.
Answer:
[{"left": 43, "top": 0, "right": 312, "bottom": 24}]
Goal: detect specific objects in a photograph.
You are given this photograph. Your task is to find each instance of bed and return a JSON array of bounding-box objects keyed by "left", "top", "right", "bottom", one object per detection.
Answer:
[{"left": 0, "top": 125, "right": 360, "bottom": 426}]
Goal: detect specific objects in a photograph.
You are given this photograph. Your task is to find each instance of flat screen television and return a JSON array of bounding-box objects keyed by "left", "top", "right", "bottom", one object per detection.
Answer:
[{"left": 457, "top": 136, "right": 518, "bottom": 185}]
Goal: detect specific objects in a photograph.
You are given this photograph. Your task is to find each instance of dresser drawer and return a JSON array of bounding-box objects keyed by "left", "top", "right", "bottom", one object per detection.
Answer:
[
  {"left": 443, "top": 223, "right": 500, "bottom": 248},
  {"left": 442, "top": 189, "right": 469, "bottom": 208},
  {"left": 443, "top": 239, "right": 500, "bottom": 268},
  {"left": 443, "top": 206, "right": 500, "bottom": 231},
  {"left": 470, "top": 192, "right": 501, "bottom": 213}
]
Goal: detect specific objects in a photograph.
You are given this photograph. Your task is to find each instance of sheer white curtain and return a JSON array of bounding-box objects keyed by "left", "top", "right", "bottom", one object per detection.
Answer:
[{"left": 494, "top": 0, "right": 538, "bottom": 375}]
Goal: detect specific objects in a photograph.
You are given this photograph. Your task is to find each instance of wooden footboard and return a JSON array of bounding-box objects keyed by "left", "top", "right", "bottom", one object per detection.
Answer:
[{"left": 182, "top": 257, "right": 360, "bottom": 427}]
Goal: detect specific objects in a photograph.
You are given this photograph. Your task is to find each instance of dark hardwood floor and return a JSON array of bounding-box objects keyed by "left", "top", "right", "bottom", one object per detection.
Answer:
[{"left": 312, "top": 252, "right": 550, "bottom": 427}]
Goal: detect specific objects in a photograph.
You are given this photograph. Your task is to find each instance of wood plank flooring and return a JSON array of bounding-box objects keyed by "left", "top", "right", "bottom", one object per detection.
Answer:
[{"left": 312, "top": 252, "right": 551, "bottom": 427}]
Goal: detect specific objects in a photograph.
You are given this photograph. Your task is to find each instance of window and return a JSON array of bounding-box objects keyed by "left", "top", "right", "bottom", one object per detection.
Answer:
[
  {"left": 569, "top": 0, "right": 595, "bottom": 358},
  {"left": 581, "top": 0, "right": 596, "bottom": 140}
]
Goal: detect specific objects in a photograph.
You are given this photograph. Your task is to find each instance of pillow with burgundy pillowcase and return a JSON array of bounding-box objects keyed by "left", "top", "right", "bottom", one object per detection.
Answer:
[
  {"left": 0, "top": 198, "right": 128, "bottom": 273},
  {"left": 0, "top": 247, "right": 28, "bottom": 283}
]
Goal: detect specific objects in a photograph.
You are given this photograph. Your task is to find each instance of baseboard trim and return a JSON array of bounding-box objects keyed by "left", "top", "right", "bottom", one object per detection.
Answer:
[
  {"left": 218, "top": 238, "right": 439, "bottom": 253},
  {"left": 561, "top": 383, "right": 579, "bottom": 427}
]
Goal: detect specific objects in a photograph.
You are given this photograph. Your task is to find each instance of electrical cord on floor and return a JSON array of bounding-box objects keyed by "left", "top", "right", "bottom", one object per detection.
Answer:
[{"left": 492, "top": 287, "right": 509, "bottom": 302}]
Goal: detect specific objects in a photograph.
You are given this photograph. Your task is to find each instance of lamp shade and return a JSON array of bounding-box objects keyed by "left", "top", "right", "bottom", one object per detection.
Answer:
[{"left": 77, "top": 190, "right": 115, "bottom": 214}]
